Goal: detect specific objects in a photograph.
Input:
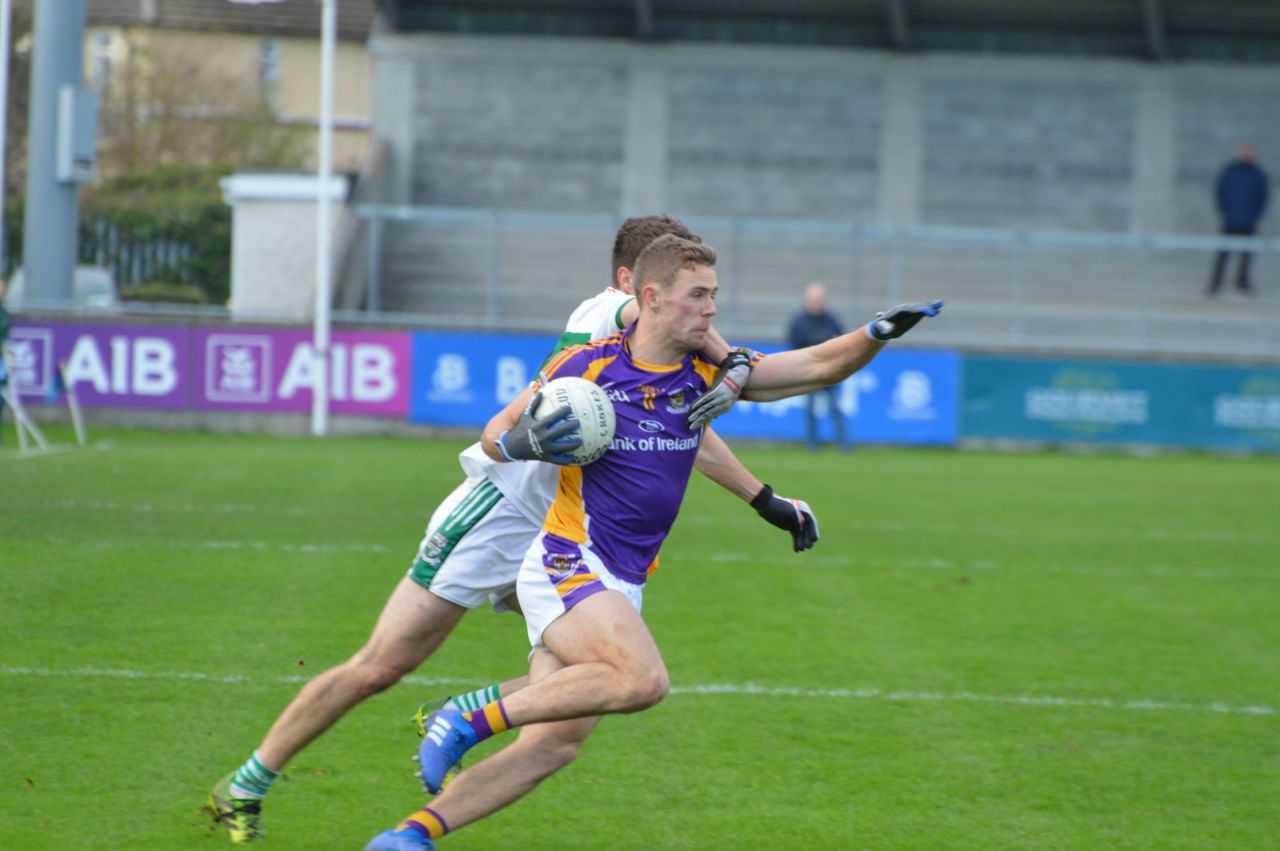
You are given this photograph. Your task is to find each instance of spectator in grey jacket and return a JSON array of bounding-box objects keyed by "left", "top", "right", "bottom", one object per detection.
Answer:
[{"left": 1208, "top": 143, "right": 1269, "bottom": 296}]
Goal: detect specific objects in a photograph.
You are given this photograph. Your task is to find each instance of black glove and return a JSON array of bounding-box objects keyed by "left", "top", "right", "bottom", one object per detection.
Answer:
[
  {"left": 496, "top": 391, "right": 583, "bottom": 465},
  {"left": 866, "top": 300, "right": 944, "bottom": 341},
  {"left": 687, "top": 348, "right": 757, "bottom": 429},
  {"left": 750, "top": 484, "right": 820, "bottom": 553}
]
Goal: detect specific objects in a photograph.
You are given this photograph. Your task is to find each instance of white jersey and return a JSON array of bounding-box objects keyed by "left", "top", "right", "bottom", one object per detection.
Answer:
[{"left": 458, "top": 287, "right": 634, "bottom": 526}]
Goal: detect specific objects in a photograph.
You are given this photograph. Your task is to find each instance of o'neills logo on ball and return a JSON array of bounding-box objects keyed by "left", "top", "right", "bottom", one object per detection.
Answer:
[{"left": 591, "top": 405, "right": 611, "bottom": 432}]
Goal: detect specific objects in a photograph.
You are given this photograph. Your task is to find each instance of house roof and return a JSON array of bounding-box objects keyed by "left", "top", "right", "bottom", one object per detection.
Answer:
[{"left": 87, "top": 0, "right": 379, "bottom": 42}]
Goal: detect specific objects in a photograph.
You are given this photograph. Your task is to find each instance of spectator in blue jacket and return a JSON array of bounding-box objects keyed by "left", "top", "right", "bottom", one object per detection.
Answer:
[
  {"left": 786, "top": 282, "right": 847, "bottom": 450},
  {"left": 1209, "top": 143, "right": 1269, "bottom": 296}
]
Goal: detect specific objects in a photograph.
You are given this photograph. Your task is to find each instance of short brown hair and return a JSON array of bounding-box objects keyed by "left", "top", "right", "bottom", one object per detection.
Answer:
[
  {"left": 611, "top": 215, "right": 700, "bottom": 279},
  {"left": 632, "top": 234, "right": 717, "bottom": 293}
]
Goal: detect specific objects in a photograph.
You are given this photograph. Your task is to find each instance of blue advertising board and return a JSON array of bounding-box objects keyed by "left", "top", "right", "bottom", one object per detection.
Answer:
[
  {"left": 708, "top": 346, "right": 961, "bottom": 446},
  {"left": 963, "top": 355, "right": 1280, "bottom": 452},
  {"left": 409, "top": 330, "right": 961, "bottom": 446},
  {"left": 409, "top": 331, "right": 555, "bottom": 427}
]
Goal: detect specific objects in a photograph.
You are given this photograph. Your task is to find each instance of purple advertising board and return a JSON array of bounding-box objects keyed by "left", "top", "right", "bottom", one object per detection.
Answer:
[
  {"left": 6, "top": 321, "right": 411, "bottom": 418},
  {"left": 191, "top": 327, "right": 410, "bottom": 416},
  {"left": 8, "top": 322, "right": 190, "bottom": 408}
]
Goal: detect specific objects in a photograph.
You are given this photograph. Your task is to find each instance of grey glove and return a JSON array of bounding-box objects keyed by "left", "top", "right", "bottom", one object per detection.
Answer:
[
  {"left": 750, "top": 484, "right": 820, "bottom": 553},
  {"left": 866, "top": 300, "right": 945, "bottom": 341},
  {"left": 496, "top": 391, "right": 583, "bottom": 465},
  {"left": 687, "top": 348, "right": 756, "bottom": 429}
]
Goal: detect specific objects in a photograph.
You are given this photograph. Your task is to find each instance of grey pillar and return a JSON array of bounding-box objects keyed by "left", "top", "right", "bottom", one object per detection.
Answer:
[
  {"left": 22, "top": 0, "right": 87, "bottom": 308},
  {"left": 876, "top": 66, "right": 923, "bottom": 225},
  {"left": 621, "top": 63, "right": 668, "bottom": 215},
  {"left": 1131, "top": 72, "right": 1176, "bottom": 234},
  {"left": 370, "top": 35, "right": 416, "bottom": 205}
]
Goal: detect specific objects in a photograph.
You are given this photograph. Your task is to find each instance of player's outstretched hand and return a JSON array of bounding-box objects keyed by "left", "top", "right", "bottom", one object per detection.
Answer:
[
  {"left": 866, "top": 300, "right": 945, "bottom": 341},
  {"left": 497, "top": 391, "right": 583, "bottom": 465},
  {"left": 687, "top": 348, "right": 756, "bottom": 429},
  {"left": 750, "top": 484, "right": 820, "bottom": 552}
]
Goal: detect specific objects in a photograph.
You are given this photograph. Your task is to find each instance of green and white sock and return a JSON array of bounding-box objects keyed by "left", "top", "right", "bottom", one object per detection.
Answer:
[
  {"left": 229, "top": 751, "right": 279, "bottom": 800},
  {"left": 446, "top": 683, "right": 502, "bottom": 713}
]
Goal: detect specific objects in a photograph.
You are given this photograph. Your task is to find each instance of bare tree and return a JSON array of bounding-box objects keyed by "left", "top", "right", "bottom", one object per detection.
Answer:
[
  {"left": 3, "top": 1, "right": 33, "bottom": 202},
  {"left": 96, "top": 33, "right": 307, "bottom": 179}
]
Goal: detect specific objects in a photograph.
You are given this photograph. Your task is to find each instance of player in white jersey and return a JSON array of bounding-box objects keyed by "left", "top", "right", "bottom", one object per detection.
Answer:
[{"left": 206, "top": 215, "right": 818, "bottom": 844}]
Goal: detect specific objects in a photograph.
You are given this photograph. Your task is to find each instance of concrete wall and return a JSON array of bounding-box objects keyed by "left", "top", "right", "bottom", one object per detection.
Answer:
[
  {"left": 372, "top": 34, "right": 1280, "bottom": 235},
  {"left": 362, "top": 35, "right": 1280, "bottom": 358},
  {"left": 221, "top": 174, "right": 350, "bottom": 321}
]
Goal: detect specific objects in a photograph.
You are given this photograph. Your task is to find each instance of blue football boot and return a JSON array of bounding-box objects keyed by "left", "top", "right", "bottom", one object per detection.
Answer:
[
  {"left": 415, "top": 708, "right": 478, "bottom": 794},
  {"left": 364, "top": 825, "right": 436, "bottom": 850}
]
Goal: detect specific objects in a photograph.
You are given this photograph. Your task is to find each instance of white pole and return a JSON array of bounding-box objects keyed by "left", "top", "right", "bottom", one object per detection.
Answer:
[
  {"left": 1, "top": 347, "right": 49, "bottom": 451},
  {"left": 60, "top": 361, "right": 86, "bottom": 446},
  {"left": 0, "top": 0, "right": 12, "bottom": 273},
  {"left": 311, "top": 0, "right": 337, "bottom": 437}
]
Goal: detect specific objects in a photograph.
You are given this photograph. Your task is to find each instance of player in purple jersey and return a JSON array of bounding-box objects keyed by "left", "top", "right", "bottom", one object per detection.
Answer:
[
  {"left": 206, "top": 215, "right": 816, "bottom": 846},
  {"left": 366, "top": 236, "right": 943, "bottom": 849}
]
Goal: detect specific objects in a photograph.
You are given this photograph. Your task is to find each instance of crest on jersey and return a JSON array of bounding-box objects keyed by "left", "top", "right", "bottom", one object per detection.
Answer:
[
  {"left": 544, "top": 553, "right": 581, "bottom": 576},
  {"left": 421, "top": 531, "right": 449, "bottom": 565},
  {"left": 665, "top": 384, "right": 698, "bottom": 414}
]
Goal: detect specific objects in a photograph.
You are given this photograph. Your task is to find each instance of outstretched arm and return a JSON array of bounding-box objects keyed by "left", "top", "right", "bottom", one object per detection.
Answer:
[
  {"left": 743, "top": 301, "right": 943, "bottom": 402},
  {"left": 694, "top": 428, "right": 819, "bottom": 552}
]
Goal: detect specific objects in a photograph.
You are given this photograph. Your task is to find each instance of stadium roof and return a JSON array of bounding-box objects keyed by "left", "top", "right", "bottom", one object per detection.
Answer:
[
  {"left": 373, "top": 0, "right": 1280, "bottom": 64},
  {"left": 86, "top": 0, "right": 377, "bottom": 41}
]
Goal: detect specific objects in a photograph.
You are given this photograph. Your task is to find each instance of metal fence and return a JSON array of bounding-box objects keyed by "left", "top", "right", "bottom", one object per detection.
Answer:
[
  {"left": 351, "top": 205, "right": 1280, "bottom": 361},
  {"left": 78, "top": 217, "right": 202, "bottom": 288}
]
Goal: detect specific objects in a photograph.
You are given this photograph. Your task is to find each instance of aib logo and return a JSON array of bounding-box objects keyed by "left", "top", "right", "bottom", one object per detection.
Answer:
[
  {"left": 5, "top": 329, "right": 52, "bottom": 394},
  {"left": 206, "top": 335, "right": 271, "bottom": 403}
]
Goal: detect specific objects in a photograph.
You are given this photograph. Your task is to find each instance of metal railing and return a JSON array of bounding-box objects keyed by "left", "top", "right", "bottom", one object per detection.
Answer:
[{"left": 349, "top": 205, "right": 1280, "bottom": 361}]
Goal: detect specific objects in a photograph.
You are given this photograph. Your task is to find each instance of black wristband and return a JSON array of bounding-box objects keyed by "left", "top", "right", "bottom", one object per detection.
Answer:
[
  {"left": 720, "top": 348, "right": 754, "bottom": 371},
  {"left": 750, "top": 484, "right": 774, "bottom": 511}
]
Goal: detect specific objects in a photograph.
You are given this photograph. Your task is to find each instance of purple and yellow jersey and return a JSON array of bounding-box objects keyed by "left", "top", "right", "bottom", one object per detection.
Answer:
[{"left": 535, "top": 330, "right": 720, "bottom": 585}]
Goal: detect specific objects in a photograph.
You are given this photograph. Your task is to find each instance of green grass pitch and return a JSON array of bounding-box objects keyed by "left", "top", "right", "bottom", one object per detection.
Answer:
[{"left": 2, "top": 427, "right": 1277, "bottom": 849}]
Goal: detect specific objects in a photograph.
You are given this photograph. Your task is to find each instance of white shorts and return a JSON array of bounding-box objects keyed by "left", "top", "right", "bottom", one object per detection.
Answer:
[
  {"left": 516, "top": 534, "right": 644, "bottom": 649},
  {"left": 408, "top": 475, "right": 540, "bottom": 610}
]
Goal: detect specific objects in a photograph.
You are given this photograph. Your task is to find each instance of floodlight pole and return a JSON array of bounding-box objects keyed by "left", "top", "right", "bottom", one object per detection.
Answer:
[
  {"left": 311, "top": 0, "right": 337, "bottom": 436},
  {"left": 0, "top": 0, "right": 11, "bottom": 273}
]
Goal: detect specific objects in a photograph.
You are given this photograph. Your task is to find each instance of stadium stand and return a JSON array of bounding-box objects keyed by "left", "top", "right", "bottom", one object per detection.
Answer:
[{"left": 349, "top": 3, "right": 1280, "bottom": 359}]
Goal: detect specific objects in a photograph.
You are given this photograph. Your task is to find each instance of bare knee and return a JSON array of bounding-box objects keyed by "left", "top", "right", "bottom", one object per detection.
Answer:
[
  {"left": 527, "top": 733, "right": 585, "bottom": 773},
  {"left": 337, "top": 653, "right": 413, "bottom": 698},
  {"left": 619, "top": 667, "right": 669, "bottom": 712},
  {"left": 515, "top": 726, "right": 589, "bottom": 775}
]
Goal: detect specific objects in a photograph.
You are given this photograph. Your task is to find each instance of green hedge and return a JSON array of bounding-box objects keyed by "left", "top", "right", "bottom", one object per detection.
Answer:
[{"left": 4, "top": 166, "right": 232, "bottom": 304}]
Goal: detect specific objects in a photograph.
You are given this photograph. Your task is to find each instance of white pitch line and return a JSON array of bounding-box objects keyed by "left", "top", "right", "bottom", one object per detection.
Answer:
[
  {"left": 1, "top": 666, "right": 1272, "bottom": 717},
  {"left": 37, "top": 498, "right": 315, "bottom": 516},
  {"left": 706, "top": 552, "right": 1273, "bottom": 580},
  {"left": 0, "top": 445, "right": 74, "bottom": 461},
  {"left": 890, "top": 557, "right": 1275, "bottom": 581},
  {"left": 670, "top": 683, "right": 1277, "bottom": 716},
  {"left": 0, "top": 666, "right": 474, "bottom": 688},
  {"left": 40, "top": 537, "right": 391, "bottom": 555},
  {"left": 681, "top": 513, "right": 1275, "bottom": 545}
]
